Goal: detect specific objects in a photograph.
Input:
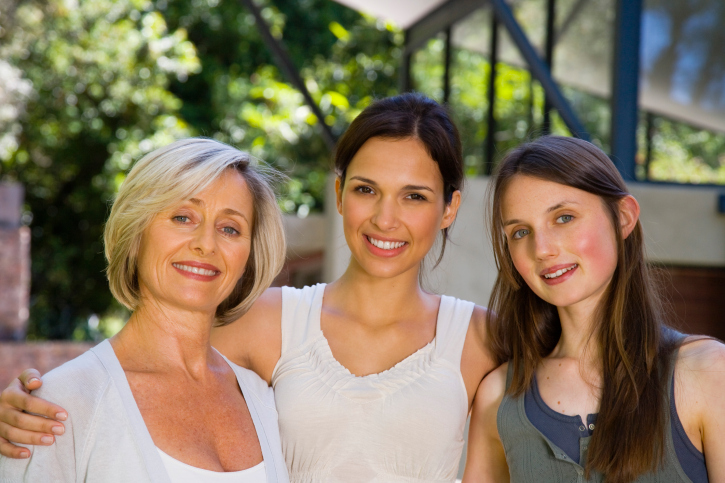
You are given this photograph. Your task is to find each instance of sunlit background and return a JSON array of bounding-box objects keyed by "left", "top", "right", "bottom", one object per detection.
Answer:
[{"left": 0, "top": 0, "right": 724, "bottom": 346}]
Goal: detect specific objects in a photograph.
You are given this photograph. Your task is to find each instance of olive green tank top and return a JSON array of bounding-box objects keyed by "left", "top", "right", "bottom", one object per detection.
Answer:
[{"left": 496, "top": 351, "right": 694, "bottom": 483}]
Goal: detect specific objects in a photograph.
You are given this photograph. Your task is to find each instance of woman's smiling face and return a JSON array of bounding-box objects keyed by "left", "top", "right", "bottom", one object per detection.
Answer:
[
  {"left": 336, "top": 137, "right": 460, "bottom": 280},
  {"left": 135, "top": 169, "right": 254, "bottom": 314},
  {"left": 501, "top": 175, "right": 621, "bottom": 312}
]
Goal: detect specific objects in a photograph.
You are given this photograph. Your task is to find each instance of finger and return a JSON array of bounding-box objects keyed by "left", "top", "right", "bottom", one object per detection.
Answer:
[
  {"left": 1, "top": 408, "right": 64, "bottom": 436},
  {"left": 0, "top": 422, "right": 55, "bottom": 446},
  {"left": 4, "top": 388, "right": 67, "bottom": 421},
  {"left": 0, "top": 436, "right": 31, "bottom": 459},
  {"left": 18, "top": 369, "right": 42, "bottom": 391}
]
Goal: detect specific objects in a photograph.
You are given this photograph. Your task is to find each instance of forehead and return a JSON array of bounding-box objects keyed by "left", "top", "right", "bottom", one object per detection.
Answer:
[
  {"left": 501, "top": 175, "right": 601, "bottom": 219},
  {"left": 347, "top": 137, "right": 443, "bottom": 188},
  {"left": 188, "top": 169, "right": 254, "bottom": 213}
]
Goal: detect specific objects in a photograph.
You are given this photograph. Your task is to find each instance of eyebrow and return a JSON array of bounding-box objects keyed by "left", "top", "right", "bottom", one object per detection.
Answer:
[
  {"left": 188, "top": 198, "right": 250, "bottom": 224},
  {"left": 348, "top": 176, "right": 434, "bottom": 193},
  {"left": 503, "top": 200, "right": 580, "bottom": 227}
]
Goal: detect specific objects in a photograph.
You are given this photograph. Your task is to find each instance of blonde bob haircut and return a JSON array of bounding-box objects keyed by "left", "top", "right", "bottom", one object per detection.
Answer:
[{"left": 104, "top": 138, "right": 286, "bottom": 325}]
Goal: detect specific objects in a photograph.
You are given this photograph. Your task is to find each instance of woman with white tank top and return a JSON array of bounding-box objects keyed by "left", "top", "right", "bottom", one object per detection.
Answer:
[{"left": 0, "top": 94, "right": 497, "bottom": 482}]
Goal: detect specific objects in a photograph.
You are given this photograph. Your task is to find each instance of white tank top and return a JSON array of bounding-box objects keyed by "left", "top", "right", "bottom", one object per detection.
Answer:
[
  {"left": 157, "top": 447, "right": 267, "bottom": 482},
  {"left": 271, "top": 284, "right": 474, "bottom": 483}
]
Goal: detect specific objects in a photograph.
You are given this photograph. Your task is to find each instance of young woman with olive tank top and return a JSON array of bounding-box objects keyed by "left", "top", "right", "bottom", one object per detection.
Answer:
[{"left": 463, "top": 137, "right": 725, "bottom": 483}]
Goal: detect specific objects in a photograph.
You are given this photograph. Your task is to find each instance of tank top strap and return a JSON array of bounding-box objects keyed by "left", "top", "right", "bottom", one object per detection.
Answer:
[
  {"left": 434, "top": 295, "right": 475, "bottom": 368},
  {"left": 280, "top": 283, "right": 326, "bottom": 354}
]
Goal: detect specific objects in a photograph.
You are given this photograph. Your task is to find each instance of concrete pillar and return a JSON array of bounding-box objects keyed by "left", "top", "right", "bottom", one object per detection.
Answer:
[{"left": 0, "top": 183, "right": 30, "bottom": 340}]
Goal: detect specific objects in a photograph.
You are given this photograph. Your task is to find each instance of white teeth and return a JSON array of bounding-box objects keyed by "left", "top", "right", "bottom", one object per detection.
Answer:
[
  {"left": 367, "top": 237, "right": 406, "bottom": 250},
  {"left": 544, "top": 264, "right": 577, "bottom": 279},
  {"left": 173, "top": 263, "right": 218, "bottom": 276}
]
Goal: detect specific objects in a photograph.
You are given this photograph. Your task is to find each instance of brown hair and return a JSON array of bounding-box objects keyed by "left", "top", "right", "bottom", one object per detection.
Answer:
[
  {"left": 334, "top": 93, "right": 463, "bottom": 265},
  {"left": 487, "top": 136, "right": 680, "bottom": 483}
]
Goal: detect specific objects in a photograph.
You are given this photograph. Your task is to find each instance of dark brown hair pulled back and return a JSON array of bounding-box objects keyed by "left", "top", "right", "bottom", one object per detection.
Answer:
[
  {"left": 487, "top": 136, "right": 680, "bottom": 483},
  {"left": 334, "top": 92, "right": 464, "bottom": 265}
]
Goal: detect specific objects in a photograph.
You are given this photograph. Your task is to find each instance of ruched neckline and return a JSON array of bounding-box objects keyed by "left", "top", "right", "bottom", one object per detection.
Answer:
[{"left": 272, "top": 284, "right": 475, "bottom": 482}]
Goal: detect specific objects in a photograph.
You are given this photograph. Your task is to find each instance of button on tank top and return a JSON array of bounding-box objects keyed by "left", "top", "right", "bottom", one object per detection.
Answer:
[{"left": 271, "top": 284, "right": 475, "bottom": 483}]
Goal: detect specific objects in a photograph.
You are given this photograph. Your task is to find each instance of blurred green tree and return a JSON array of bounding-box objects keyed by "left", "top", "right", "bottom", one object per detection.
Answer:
[
  {"left": 1, "top": 0, "right": 722, "bottom": 340},
  {"left": 0, "top": 0, "right": 200, "bottom": 339}
]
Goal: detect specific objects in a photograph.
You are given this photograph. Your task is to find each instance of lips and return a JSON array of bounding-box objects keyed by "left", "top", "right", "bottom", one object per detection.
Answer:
[
  {"left": 363, "top": 235, "right": 408, "bottom": 257},
  {"left": 538, "top": 263, "right": 578, "bottom": 285},
  {"left": 366, "top": 235, "right": 407, "bottom": 250},
  {"left": 542, "top": 263, "right": 578, "bottom": 279},
  {"left": 172, "top": 261, "right": 221, "bottom": 280}
]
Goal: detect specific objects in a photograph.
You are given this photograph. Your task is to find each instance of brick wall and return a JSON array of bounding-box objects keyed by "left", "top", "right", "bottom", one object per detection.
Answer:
[
  {"left": 0, "top": 183, "right": 30, "bottom": 340},
  {"left": 0, "top": 342, "right": 95, "bottom": 389}
]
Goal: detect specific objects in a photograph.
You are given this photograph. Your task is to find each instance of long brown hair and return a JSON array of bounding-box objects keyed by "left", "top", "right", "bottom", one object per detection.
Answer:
[{"left": 487, "top": 136, "right": 680, "bottom": 483}]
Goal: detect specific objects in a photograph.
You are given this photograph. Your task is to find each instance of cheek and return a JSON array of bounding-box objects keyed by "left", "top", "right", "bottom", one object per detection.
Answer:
[
  {"left": 408, "top": 207, "right": 444, "bottom": 242},
  {"left": 509, "top": 244, "right": 536, "bottom": 285},
  {"left": 574, "top": 223, "right": 619, "bottom": 276}
]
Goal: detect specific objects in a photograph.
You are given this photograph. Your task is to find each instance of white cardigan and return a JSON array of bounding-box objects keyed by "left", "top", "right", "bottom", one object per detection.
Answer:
[{"left": 0, "top": 339, "right": 289, "bottom": 483}]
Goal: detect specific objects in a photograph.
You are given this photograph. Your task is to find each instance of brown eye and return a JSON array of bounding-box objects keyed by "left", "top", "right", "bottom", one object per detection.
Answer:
[{"left": 355, "top": 186, "right": 374, "bottom": 194}]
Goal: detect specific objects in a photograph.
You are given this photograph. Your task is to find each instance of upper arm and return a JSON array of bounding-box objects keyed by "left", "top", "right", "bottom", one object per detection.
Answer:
[
  {"left": 211, "top": 287, "right": 283, "bottom": 384},
  {"left": 461, "top": 305, "right": 498, "bottom": 410},
  {"left": 675, "top": 338, "right": 725, "bottom": 481},
  {"left": 463, "top": 362, "right": 509, "bottom": 483}
]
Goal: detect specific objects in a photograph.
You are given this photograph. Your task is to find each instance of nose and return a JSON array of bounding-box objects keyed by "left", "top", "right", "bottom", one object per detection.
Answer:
[
  {"left": 370, "top": 196, "right": 399, "bottom": 231},
  {"left": 191, "top": 220, "right": 217, "bottom": 256},
  {"left": 533, "top": 229, "right": 558, "bottom": 260}
]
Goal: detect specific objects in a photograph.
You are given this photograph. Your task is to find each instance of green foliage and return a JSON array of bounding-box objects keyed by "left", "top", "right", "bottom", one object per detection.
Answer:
[
  {"left": 0, "top": 0, "right": 199, "bottom": 338},
  {"left": 1, "top": 0, "right": 723, "bottom": 340},
  {"left": 162, "top": 0, "right": 402, "bottom": 215},
  {"left": 638, "top": 115, "right": 725, "bottom": 184}
]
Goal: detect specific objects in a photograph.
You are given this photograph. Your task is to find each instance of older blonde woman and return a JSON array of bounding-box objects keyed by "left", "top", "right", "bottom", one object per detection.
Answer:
[{"left": 0, "top": 139, "right": 289, "bottom": 482}]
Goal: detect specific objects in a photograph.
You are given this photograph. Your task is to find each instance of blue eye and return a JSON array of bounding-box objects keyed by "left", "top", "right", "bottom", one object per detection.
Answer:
[
  {"left": 173, "top": 215, "right": 190, "bottom": 223},
  {"left": 512, "top": 228, "right": 530, "bottom": 240},
  {"left": 557, "top": 214, "right": 574, "bottom": 224},
  {"left": 222, "top": 226, "right": 239, "bottom": 236}
]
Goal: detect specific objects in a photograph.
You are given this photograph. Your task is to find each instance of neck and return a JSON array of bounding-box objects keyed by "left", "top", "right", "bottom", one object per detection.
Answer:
[
  {"left": 111, "top": 298, "right": 219, "bottom": 379},
  {"left": 327, "top": 260, "right": 434, "bottom": 328},
  {"left": 552, "top": 299, "right": 601, "bottom": 366}
]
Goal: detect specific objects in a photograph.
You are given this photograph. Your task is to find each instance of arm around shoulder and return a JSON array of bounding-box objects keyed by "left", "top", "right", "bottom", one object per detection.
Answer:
[
  {"left": 462, "top": 362, "right": 509, "bottom": 483},
  {"left": 211, "top": 287, "right": 283, "bottom": 384}
]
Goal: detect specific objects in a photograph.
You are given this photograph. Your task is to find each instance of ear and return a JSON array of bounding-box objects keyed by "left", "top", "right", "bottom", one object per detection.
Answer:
[
  {"left": 440, "top": 190, "right": 462, "bottom": 230},
  {"left": 335, "top": 177, "right": 343, "bottom": 215},
  {"left": 618, "top": 195, "right": 640, "bottom": 239}
]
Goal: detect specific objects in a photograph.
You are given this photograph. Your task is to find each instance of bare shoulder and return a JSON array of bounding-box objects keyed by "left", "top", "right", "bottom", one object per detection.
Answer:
[
  {"left": 463, "top": 362, "right": 509, "bottom": 482},
  {"left": 211, "top": 287, "right": 283, "bottom": 382},
  {"left": 469, "top": 304, "right": 488, "bottom": 334},
  {"left": 461, "top": 304, "right": 497, "bottom": 408},
  {"left": 675, "top": 337, "right": 725, "bottom": 475},
  {"left": 475, "top": 362, "right": 508, "bottom": 410},
  {"left": 674, "top": 337, "right": 725, "bottom": 420},
  {"left": 676, "top": 336, "right": 725, "bottom": 377},
  {"left": 464, "top": 304, "right": 490, "bottom": 359}
]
